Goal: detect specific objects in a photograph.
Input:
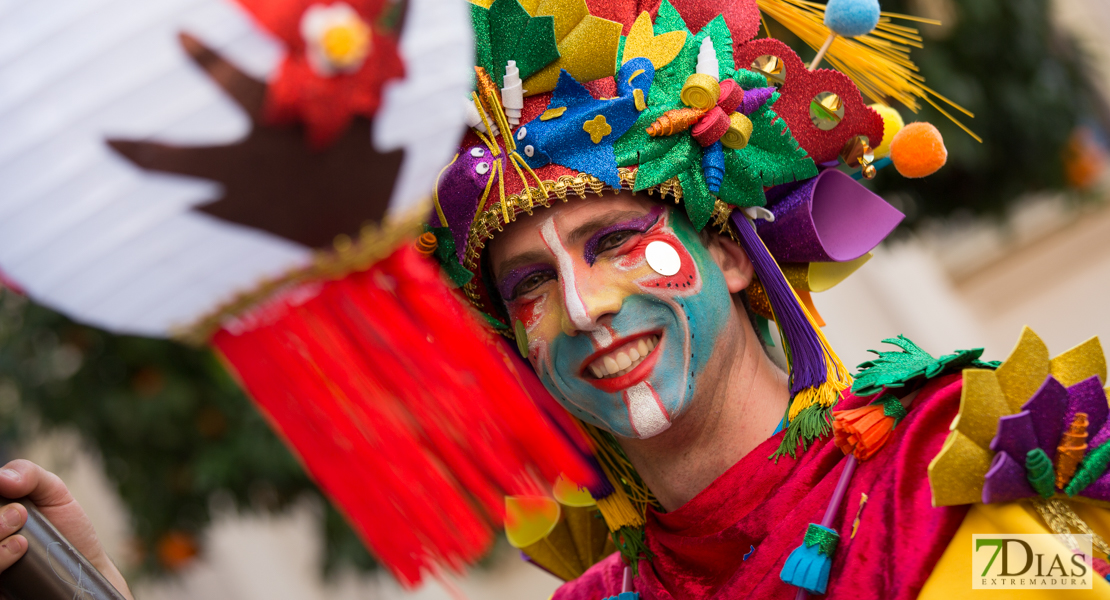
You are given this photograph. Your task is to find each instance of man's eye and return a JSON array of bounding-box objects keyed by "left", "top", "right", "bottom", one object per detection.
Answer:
[
  {"left": 513, "top": 272, "right": 554, "bottom": 298},
  {"left": 597, "top": 230, "right": 637, "bottom": 254}
]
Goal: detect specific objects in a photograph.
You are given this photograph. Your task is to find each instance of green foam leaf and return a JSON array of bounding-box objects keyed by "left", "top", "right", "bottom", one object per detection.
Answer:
[
  {"left": 479, "top": 0, "right": 560, "bottom": 83},
  {"left": 678, "top": 167, "right": 714, "bottom": 231},
  {"left": 852, "top": 335, "right": 987, "bottom": 397}
]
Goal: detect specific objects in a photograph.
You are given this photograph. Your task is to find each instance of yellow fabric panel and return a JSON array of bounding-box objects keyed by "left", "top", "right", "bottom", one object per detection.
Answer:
[{"left": 919, "top": 501, "right": 1110, "bottom": 598}]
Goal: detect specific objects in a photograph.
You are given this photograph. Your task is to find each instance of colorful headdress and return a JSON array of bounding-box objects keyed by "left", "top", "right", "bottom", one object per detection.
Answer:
[{"left": 430, "top": 0, "right": 963, "bottom": 467}]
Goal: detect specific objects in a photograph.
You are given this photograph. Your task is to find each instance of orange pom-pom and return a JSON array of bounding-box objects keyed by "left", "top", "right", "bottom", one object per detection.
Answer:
[{"left": 890, "top": 122, "right": 947, "bottom": 178}]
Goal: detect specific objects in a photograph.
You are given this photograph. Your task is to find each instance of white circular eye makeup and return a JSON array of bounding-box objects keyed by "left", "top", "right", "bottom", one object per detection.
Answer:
[
  {"left": 645, "top": 241, "right": 681, "bottom": 276},
  {"left": 516, "top": 127, "right": 528, "bottom": 140},
  {"left": 475, "top": 161, "right": 490, "bottom": 175},
  {"left": 524, "top": 145, "right": 534, "bottom": 157},
  {"left": 470, "top": 147, "right": 485, "bottom": 157}
]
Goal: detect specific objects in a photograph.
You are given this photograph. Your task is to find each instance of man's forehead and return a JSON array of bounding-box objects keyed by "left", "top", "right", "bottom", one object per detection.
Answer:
[{"left": 490, "top": 193, "right": 661, "bottom": 274}]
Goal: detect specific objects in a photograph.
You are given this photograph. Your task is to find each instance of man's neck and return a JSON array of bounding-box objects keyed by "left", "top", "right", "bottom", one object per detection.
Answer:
[{"left": 615, "top": 311, "right": 790, "bottom": 512}]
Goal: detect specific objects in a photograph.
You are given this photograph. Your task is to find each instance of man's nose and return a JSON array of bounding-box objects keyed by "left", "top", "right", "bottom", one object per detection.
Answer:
[{"left": 558, "top": 260, "right": 623, "bottom": 336}]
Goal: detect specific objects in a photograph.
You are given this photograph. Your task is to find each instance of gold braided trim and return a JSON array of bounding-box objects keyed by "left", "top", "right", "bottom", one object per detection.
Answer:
[
  {"left": 1032, "top": 497, "right": 1110, "bottom": 557},
  {"left": 173, "top": 204, "right": 430, "bottom": 345}
]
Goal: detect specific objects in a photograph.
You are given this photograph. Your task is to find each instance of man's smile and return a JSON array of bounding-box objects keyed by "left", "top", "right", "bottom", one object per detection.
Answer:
[{"left": 582, "top": 331, "right": 664, "bottom": 393}]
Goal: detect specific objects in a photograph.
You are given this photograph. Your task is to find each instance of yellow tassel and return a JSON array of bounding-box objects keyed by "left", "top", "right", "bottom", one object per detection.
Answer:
[{"left": 756, "top": 0, "right": 980, "bottom": 142}]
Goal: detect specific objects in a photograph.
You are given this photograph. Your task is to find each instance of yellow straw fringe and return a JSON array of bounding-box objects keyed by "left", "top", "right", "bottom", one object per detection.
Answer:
[
  {"left": 580, "top": 422, "right": 658, "bottom": 531},
  {"left": 756, "top": 0, "right": 981, "bottom": 142}
]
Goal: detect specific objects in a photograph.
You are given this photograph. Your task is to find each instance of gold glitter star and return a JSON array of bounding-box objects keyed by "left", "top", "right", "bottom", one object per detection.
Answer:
[{"left": 582, "top": 115, "right": 611, "bottom": 144}]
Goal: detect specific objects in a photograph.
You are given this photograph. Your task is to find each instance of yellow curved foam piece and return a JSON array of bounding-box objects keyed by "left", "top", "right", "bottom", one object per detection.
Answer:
[
  {"left": 553, "top": 474, "right": 597, "bottom": 507},
  {"left": 1050, "top": 336, "right": 1106, "bottom": 387},
  {"left": 928, "top": 430, "right": 992, "bottom": 507},
  {"left": 505, "top": 496, "right": 561, "bottom": 548},
  {"left": 622, "top": 11, "right": 687, "bottom": 69},
  {"left": 994, "top": 326, "right": 1051, "bottom": 413},
  {"left": 954, "top": 369, "right": 1010, "bottom": 448}
]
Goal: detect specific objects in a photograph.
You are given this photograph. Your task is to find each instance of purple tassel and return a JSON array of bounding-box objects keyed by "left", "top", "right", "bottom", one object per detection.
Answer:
[{"left": 731, "top": 211, "right": 827, "bottom": 393}]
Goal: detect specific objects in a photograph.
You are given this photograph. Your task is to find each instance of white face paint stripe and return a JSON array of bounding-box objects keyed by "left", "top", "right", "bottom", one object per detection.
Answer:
[
  {"left": 540, "top": 217, "right": 593, "bottom": 330},
  {"left": 624, "top": 382, "right": 671, "bottom": 439},
  {"left": 590, "top": 326, "right": 613, "bottom": 349}
]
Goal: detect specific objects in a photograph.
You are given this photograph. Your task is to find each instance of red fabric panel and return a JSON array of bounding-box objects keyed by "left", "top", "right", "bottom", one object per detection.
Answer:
[{"left": 555, "top": 374, "right": 969, "bottom": 599}]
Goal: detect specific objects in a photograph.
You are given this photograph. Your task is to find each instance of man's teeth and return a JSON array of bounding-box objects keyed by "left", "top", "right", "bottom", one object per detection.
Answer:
[{"left": 589, "top": 336, "right": 660, "bottom": 379}]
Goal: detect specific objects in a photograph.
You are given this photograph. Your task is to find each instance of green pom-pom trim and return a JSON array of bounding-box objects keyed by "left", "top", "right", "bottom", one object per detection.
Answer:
[
  {"left": 1026, "top": 448, "right": 1056, "bottom": 498},
  {"left": 1066, "top": 441, "right": 1110, "bottom": 497},
  {"left": 771, "top": 403, "right": 833, "bottom": 461}
]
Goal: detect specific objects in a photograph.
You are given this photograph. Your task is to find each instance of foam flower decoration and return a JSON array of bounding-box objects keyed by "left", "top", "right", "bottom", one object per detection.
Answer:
[
  {"left": 236, "top": 0, "right": 405, "bottom": 147},
  {"left": 613, "top": 2, "right": 816, "bottom": 230},
  {"left": 928, "top": 327, "right": 1109, "bottom": 507}
]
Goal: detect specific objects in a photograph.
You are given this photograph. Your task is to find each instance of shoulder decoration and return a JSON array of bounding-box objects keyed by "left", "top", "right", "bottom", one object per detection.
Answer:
[{"left": 928, "top": 326, "right": 1108, "bottom": 507}]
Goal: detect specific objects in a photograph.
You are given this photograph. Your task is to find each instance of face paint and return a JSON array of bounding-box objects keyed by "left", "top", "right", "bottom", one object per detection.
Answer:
[{"left": 500, "top": 203, "right": 731, "bottom": 439}]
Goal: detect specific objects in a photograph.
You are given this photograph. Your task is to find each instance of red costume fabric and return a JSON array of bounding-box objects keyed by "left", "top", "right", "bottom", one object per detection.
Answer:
[{"left": 554, "top": 374, "right": 969, "bottom": 599}]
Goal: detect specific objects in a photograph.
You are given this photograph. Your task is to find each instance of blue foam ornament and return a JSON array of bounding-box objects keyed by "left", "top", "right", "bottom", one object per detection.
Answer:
[
  {"left": 517, "top": 57, "right": 654, "bottom": 187},
  {"left": 780, "top": 524, "right": 839, "bottom": 594},
  {"left": 824, "top": 0, "right": 880, "bottom": 38},
  {"left": 702, "top": 141, "right": 725, "bottom": 193}
]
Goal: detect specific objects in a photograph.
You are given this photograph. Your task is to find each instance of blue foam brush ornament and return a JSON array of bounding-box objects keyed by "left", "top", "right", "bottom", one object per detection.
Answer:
[{"left": 517, "top": 57, "right": 655, "bottom": 186}]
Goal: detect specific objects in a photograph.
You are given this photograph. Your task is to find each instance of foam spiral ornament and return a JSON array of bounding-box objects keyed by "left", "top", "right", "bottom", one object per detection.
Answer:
[
  {"left": 646, "top": 107, "right": 706, "bottom": 137},
  {"left": 680, "top": 74, "right": 721, "bottom": 111},
  {"left": 1056, "top": 413, "right": 1090, "bottom": 490},
  {"left": 722, "top": 112, "right": 754, "bottom": 149},
  {"left": 1026, "top": 448, "right": 1057, "bottom": 499}
]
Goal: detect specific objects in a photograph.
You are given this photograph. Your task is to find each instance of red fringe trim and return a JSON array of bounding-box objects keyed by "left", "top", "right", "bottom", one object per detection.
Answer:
[{"left": 211, "top": 245, "right": 591, "bottom": 586}]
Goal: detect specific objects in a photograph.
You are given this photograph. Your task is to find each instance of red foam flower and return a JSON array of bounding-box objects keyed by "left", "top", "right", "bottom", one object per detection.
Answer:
[{"left": 235, "top": 0, "right": 405, "bottom": 148}]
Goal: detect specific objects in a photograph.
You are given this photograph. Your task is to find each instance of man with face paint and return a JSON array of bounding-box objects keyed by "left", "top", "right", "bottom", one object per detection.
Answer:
[
  {"left": 489, "top": 193, "right": 790, "bottom": 510},
  {"left": 425, "top": 2, "right": 1110, "bottom": 599}
]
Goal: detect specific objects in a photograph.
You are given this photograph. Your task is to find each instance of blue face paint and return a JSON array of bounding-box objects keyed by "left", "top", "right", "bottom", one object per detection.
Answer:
[{"left": 533, "top": 208, "right": 731, "bottom": 438}]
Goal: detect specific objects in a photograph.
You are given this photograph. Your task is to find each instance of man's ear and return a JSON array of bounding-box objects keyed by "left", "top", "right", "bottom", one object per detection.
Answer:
[{"left": 706, "top": 232, "right": 755, "bottom": 294}]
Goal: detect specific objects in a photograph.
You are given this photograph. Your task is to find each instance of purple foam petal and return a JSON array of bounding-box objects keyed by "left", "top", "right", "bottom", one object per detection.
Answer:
[
  {"left": 1080, "top": 471, "right": 1110, "bottom": 502},
  {"left": 1021, "top": 376, "right": 1069, "bottom": 462},
  {"left": 982, "top": 451, "right": 1038, "bottom": 504},
  {"left": 990, "top": 411, "right": 1039, "bottom": 459},
  {"left": 756, "top": 169, "right": 904, "bottom": 263},
  {"left": 739, "top": 87, "right": 775, "bottom": 115},
  {"left": 1066, "top": 376, "right": 1108, "bottom": 442}
]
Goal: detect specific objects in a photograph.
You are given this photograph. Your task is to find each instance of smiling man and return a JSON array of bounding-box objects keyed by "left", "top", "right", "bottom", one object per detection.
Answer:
[{"left": 488, "top": 193, "right": 789, "bottom": 511}]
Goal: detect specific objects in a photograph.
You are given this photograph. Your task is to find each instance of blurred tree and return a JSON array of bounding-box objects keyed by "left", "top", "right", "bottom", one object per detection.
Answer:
[
  {"left": 766, "top": 0, "right": 1108, "bottom": 224},
  {"left": 0, "top": 288, "right": 375, "bottom": 577}
]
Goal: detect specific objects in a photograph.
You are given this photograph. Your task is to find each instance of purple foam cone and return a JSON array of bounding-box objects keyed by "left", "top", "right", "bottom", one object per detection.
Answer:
[
  {"left": 1065, "top": 376, "right": 1108, "bottom": 442},
  {"left": 731, "top": 212, "right": 827, "bottom": 393},
  {"left": 983, "top": 451, "right": 1038, "bottom": 504},
  {"left": 435, "top": 145, "right": 499, "bottom": 262},
  {"left": 990, "top": 411, "right": 1039, "bottom": 459},
  {"left": 1021, "top": 376, "right": 1069, "bottom": 462},
  {"left": 740, "top": 87, "right": 775, "bottom": 115},
  {"left": 755, "top": 169, "right": 904, "bottom": 263}
]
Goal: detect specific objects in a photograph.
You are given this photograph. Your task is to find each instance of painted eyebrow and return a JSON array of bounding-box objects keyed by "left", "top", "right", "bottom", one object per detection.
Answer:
[
  {"left": 497, "top": 263, "right": 554, "bottom": 300},
  {"left": 495, "top": 249, "right": 550, "bottom": 287},
  {"left": 582, "top": 206, "right": 663, "bottom": 265},
  {"left": 565, "top": 210, "right": 650, "bottom": 247}
]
